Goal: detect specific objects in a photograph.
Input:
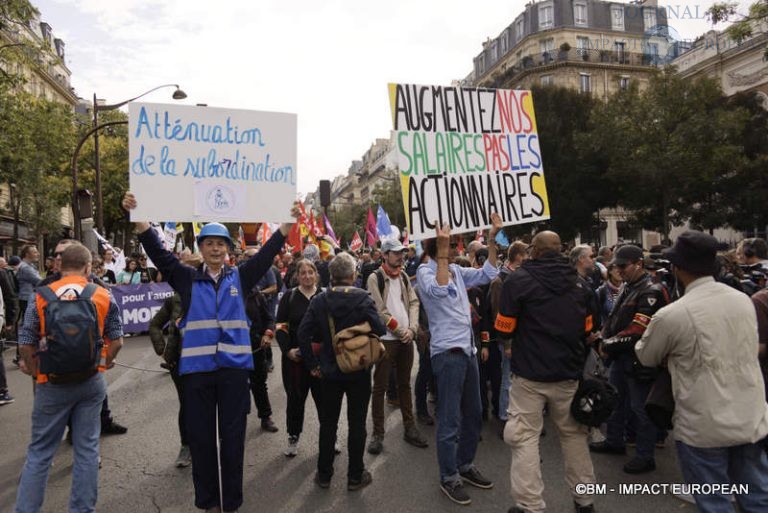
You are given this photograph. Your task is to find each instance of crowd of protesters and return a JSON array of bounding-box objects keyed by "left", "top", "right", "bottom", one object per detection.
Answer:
[{"left": 4, "top": 194, "right": 768, "bottom": 513}]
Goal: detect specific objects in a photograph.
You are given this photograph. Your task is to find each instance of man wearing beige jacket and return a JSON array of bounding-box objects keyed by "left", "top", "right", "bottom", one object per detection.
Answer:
[
  {"left": 636, "top": 230, "right": 768, "bottom": 513},
  {"left": 367, "top": 239, "right": 428, "bottom": 454}
]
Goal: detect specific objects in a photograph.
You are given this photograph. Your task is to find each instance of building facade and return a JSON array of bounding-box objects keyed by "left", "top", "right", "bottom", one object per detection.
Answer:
[
  {"left": 671, "top": 28, "right": 768, "bottom": 106},
  {"left": 0, "top": 7, "right": 78, "bottom": 252},
  {"left": 472, "top": 0, "right": 675, "bottom": 98}
]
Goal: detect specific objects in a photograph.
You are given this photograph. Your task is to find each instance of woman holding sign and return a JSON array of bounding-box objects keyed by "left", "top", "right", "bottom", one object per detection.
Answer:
[{"left": 122, "top": 191, "right": 299, "bottom": 513}]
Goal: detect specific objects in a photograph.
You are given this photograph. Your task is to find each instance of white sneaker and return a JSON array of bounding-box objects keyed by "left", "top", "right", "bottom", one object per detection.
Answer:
[
  {"left": 284, "top": 436, "right": 299, "bottom": 457},
  {"left": 588, "top": 428, "right": 606, "bottom": 444}
]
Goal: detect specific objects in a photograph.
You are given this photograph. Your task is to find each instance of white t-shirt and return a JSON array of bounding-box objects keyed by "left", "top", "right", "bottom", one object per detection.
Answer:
[{"left": 383, "top": 275, "right": 410, "bottom": 341}]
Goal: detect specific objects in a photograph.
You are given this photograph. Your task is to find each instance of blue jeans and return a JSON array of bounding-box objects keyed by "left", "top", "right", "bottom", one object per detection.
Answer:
[
  {"left": 15, "top": 373, "right": 107, "bottom": 513},
  {"left": 431, "top": 349, "right": 482, "bottom": 483},
  {"left": 606, "top": 356, "right": 657, "bottom": 461},
  {"left": 676, "top": 439, "right": 768, "bottom": 513},
  {"left": 499, "top": 342, "right": 511, "bottom": 421}
]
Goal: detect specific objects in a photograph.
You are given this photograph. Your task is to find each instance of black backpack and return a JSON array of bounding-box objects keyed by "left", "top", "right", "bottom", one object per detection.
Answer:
[{"left": 37, "top": 284, "right": 103, "bottom": 380}]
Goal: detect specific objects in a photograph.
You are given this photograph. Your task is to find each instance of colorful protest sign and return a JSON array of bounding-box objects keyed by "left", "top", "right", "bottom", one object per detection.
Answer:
[
  {"left": 111, "top": 282, "right": 175, "bottom": 334},
  {"left": 128, "top": 102, "right": 297, "bottom": 222},
  {"left": 388, "top": 84, "right": 550, "bottom": 240}
]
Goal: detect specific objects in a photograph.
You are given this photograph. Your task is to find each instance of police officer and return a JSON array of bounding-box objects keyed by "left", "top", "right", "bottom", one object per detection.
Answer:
[
  {"left": 122, "top": 192, "right": 298, "bottom": 513},
  {"left": 590, "top": 245, "right": 669, "bottom": 474}
]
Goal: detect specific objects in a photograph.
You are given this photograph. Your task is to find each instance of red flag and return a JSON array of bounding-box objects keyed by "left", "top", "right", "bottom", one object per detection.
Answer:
[
  {"left": 457, "top": 237, "right": 465, "bottom": 255},
  {"left": 260, "top": 223, "right": 272, "bottom": 246},
  {"left": 365, "top": 207, "right": 378, "bottom": 247},
  {"left": 287, "top": 222, "right": 303, "bottom": 253},
  {"left": 350, "top": 231, "right": 363, "bottom": 252},
  {"left": 309, "top": 211, "right": 324, "bottom": 238}
]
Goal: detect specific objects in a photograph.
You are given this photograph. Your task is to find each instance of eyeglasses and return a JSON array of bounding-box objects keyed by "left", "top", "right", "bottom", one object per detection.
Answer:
[{"left": 53, "top": 251, "right": 64, "bottom": 258}]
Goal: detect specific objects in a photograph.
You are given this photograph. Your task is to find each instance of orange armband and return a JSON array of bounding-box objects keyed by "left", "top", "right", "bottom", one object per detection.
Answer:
[{"left": 495, "top": 314, "right": 517, "bottom": 334}]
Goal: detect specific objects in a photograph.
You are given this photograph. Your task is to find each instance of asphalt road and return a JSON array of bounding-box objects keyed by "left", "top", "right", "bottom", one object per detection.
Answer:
[{"left": 0, "top": 336, "right": 696, "bottom": 513}]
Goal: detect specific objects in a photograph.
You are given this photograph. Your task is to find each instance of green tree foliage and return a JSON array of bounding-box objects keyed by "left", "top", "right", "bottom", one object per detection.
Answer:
[
  {"left": 711, "top": 91, "right": 768, "bottom": 232},
  {"left": 530, "top": 85, "right": 611, "bottom": 241},
  {"left": 74, "top": 109, "right": 130, "bottom": 240},
  {"left": 0, "top": 1, "right": 46, "bottom": 90},
  {"left": 371, "top": 177, "right": 405, "bottom": 230},
  {"left": 327, "top": 199, "right": 367, "bottom": 247},
  {"left": 0, "top": 91, "right": 74, "bottom": 250},
  {"left": 707, "top": 1, "right": 768, "bottom": 59},
  {"left": 584, "top": 68, "right": 747, "bottom": 239}
]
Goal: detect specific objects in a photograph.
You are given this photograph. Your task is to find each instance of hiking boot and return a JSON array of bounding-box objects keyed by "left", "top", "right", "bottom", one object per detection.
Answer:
[
  {"left": 284, "top": 436, "right": 299, "bottom": 457},
  {"left": 101, "top": 421, "right": 128, "bottom": 435},
  {"left": 347, "top": 470, "right": 372, "bottom": 491},
  {"left": 417, "top": 412, "right": 434, "bottom": 425},
  {"left": 367, "top": 435, "right": 383, "bottom": 455},
  {"left": 0, "top": 391, "right": 14, "bottom": 405},
  {"left": 588, "top": 441, "right": 625, "bottom": 455},
  {"left": 404, "top": 426, "right": 428, "bottom": 448},
  {"left": 261, "top": 418, "right": 279, "bottom": 433},
  {"left": 440, "top": 480, "right": 471, "bottom": 505},
  {"left": 623, "top": 457, "right": 656, "bottom": 474},
  {"left": 175, "top": 445, "right": 192, "bottom": 468},
  {"left": 460, "top": 466, "right": 493, "bottom": 489}
]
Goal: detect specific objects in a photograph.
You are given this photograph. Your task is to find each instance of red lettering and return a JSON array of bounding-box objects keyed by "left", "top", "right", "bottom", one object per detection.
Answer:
[
  {"left": 497, "top": 90, "right": 524, "bottom": 133},
  {"left": 483, "top": 134, "right": 511, "bottom": 172}
]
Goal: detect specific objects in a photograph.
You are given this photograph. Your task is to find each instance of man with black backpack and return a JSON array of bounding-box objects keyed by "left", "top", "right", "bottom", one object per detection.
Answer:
[
  {"left": 14, "top": 244, "right": 123, "bottom": 513},
  {"left": 366, "top": 239, "right": 427, "bottom": 455}
]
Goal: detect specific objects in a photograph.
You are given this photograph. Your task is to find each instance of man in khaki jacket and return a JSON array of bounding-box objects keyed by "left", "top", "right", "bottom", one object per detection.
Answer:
[
  {"left": 367, "top": 239, "right": 427, "bottom": 454},
  {"left": 636, "top": 231, "right": 768, "bottom": 513}
]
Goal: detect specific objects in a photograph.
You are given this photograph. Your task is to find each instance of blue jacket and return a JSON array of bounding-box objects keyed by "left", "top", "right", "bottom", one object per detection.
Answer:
[
  {"left": 179, "top": 269, "right": 252, "bottom": 374},
  {"left": 138, "top": 227, "right": 285, "bottom": 374}
]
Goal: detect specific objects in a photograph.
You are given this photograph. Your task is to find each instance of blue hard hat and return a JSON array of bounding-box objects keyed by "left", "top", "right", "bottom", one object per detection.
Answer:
[{"left": 196, "top": 222, "right": 232, "bottom": 246}]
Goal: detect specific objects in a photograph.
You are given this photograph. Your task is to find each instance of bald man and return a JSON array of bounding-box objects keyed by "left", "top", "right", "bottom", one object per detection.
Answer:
[{"left": 495, "top": 231, "right": 598, "bottom": 513}]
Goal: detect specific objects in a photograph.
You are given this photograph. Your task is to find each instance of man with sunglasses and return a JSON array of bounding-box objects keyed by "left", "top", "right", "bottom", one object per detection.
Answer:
[
  {"left": 590, "top": 244, "right": 669, "bottom": 474},
  {"left": 136, "top": 254, "right": 158, "bottom": 283}
]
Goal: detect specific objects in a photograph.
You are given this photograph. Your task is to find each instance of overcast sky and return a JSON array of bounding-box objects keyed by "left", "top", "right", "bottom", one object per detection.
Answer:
[{"left": 36, "top": 0, "right": 745, "bottom": 195}]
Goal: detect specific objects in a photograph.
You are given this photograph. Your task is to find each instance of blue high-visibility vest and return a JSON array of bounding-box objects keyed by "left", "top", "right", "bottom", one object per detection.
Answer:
[{"left": 178, "top": 268, "right": 253, "bottom": 375}]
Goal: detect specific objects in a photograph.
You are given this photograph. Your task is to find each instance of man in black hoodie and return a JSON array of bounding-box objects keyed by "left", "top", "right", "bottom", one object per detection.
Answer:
[
  {"left": 298, "top": 252, "right": 386, "bottom": 491},
  {"left": 495, "top": 231, "right": 598, "bottom": 513}
]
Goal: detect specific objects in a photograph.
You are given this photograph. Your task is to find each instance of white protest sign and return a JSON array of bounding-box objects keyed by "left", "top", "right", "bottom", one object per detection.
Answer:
[
  {"left": 388, "top": 84, "right": 551, "bottom": 240},
  {"left": 129, "top": 102, "right": 296, "bottom": 222}
]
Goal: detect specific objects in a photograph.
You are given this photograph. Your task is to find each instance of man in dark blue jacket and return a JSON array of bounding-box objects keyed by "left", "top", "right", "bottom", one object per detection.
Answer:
[
  {"left": 123, "top": 192, "right": 298, "bottom": 513},
  {"left": 298, "top": 252, "right": 385, "bottom": 491}
]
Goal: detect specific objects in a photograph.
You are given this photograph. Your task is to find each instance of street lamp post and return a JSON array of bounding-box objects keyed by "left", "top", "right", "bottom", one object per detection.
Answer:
[
  {"left": 91, "top": 84, "right": 186, "bottom": 234},
  {"left": 72, "top": 120, "right": 127, "bottom": 241}
]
